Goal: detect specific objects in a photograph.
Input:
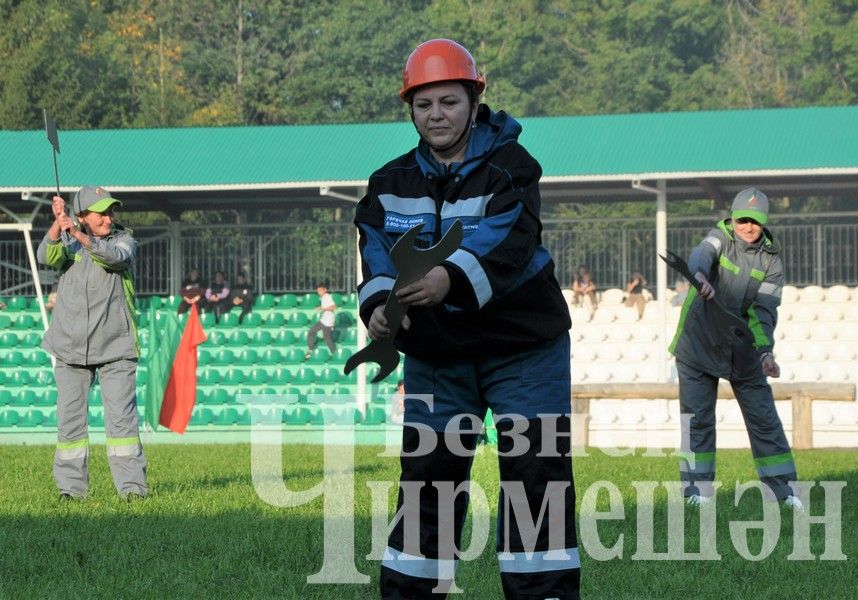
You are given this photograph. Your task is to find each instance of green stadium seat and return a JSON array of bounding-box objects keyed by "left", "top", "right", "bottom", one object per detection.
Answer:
[
  {"left": 191, "top": 407, "right": 215, "bottom": 426},
  {"left": 212, "top": 349, "right": 235, "bottom": 365},
  {"left": 88, "top": 407, "right": 104, "bottom": 426},
  {"left": 135, "top": 297, "right": 150, "bottom": 311},
  {"left": 13, "top": 314, "right": 35, "bottom": 329},
  {"left": 25, "top": 350, "right": 51, "bottom": 367},
  {"left": 20, "top": 409, "right": 45, "bottom": 427},
  {"left": 0, "top": 410, "right": 19, "bottom": 427},
  {"left": 335, "top": 312, "right": 355, "bottom": 327},
  {"left": 11, "top": 371, "right": 32, "bottom": 388},
  {"left": 199, "top": 311, "right": 216, "bottom": 328},
  {"left": 163, "top": 295, "right": 182, "bottom": 309},
  {"left": 364, "top": 405, "right": 387, "bottom": 425},
  {"left": 237, "top": 349, "right": 259, "bottom": 365},
  {"left": 0, "top": 332, "right": 18, "bottom": 347},
  {"left": 148, "top": 296, "right": 164, "bottom": 309},
  {"left": 247, "top": 368, "right": 269, "bottom": 385},
  {"left": 219, "top": 312, "right": 240, "bottom": 327},
  {"left": 249, "top": 330, "right": 273, "bottom": 346},
  {"left": 341, "top": 292, "right": 358, "bottom": 308},
  {"left": 281, "top": 404, "right": 309, "bottom": 425},
  {"left": 0, "top": 371, "right": 5, "bottom": 387},
  {"left": 277, "top": 294, "right": 298, "bottom": 308},
  {"left": 321, "top": 404, "right": 361, "bottom": 426},
  {"left": 195, "top": 388, "right": 209, "bottom": 405},
  {"left": 137, "top": 369, "right": 148, "bottom": 385},
  {"left": 318, "top": 366, "right": 341, "bottom": 385},
  {"left": 21, "top": 332, "right": 42, "bottom": 347},
  {"left": 0, "top": 315, "right": 10, "bottom": 329},
  {"left": 294, "top": 329, "right": 308, "bottom": 344},
  {"left": 197, "top": 348, "right": 213, "bottom": 366},
  {"left": 272, "top": 330, "right": 296, "bottom": 346},
  {"left": 227, "top": 330, "right": 249, "bottom": 346},
  {"left": 280, "top": 386, "right": 304, "bottom": 403},
  {"left": 258, "top": 348, "right": 282, "bottom": 365},
  {"left": 287, "top": 312, "right": 309, "bottom": 328},
  {"left": 0, "top": 390, "right": 12, "bottom": 406},
  {"left": 7, "top": 296, "right": 30, "bottom": 311},
  {"left": 223, "top": 368, "right": 245, "bottom": 385},
  {"left": 216, "top": 407, "right": 240, "bottom": 425},
  {"left": 199, "top": 368, "right": 221, "bottom": 385},
  {"left": 293, "top": 367, "right": 316, "bottom": 385},
  {"left": 269, "top": 367, "right": 292, "bottom": 385},
  {"left": 297, "top": 292, "right": 317, "bottom": 307},
  {"left": 34, "top": 370, "right": 55, "bottom": 386},
  {"left": 2, "top": 351, "right": 23, "bottom": 367},
  {"left": 263, "top": 312, "right": 286, "bottom": 328},
  {"left": 88, "top": 386, "right": 102, "bottom": 406},
  {"left": 207, "top": 331, "right": 227, "bottom": 346},
  {"left": 240, "top": 312, "right": 263, "bottom": 327},
  {"left": 43, "top": 409, "right": 57, "bottom": 427},
  {"left": 208, "top": 388, "right": 231, "bottom": 405},
  {"left": 341, "top": 328, "right": 358, "bottom": 344},
  {"left": 254, "top": 294, "right": 276, "bottom": 309},
  {"left": 331, "top": 347, "right": 352, "bottom": 363},
  {"left": 137, "top": 312, "right": 149, "bottom": 328},
  {"left": 283, "top": 348, "right": 306, "bottom": 364},
  {"left": 138, "top": 329, "right": 150, "bottom": 348},
  {"left": 306, "top": 347, "right": 331, "bottom": 364}
]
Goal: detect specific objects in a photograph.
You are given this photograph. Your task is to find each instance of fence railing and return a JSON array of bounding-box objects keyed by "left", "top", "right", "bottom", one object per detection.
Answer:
[{"left": 2, "top": 214, "right": 857, "bottom": 297}]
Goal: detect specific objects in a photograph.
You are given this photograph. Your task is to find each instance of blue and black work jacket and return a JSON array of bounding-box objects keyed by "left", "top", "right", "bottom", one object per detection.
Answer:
[
  {"left": 354, "top": 104, "right": 570, "bottom": 362},
  {"left": 670, "top": 219, "right": 783, "bottom": 379}
]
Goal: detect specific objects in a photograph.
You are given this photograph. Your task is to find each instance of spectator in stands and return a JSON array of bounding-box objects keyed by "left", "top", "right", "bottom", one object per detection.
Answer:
[
  {"left": 671, "top": 277, "right": 689, "bottom": 307},
  {"left": 204, "top": 270, "right": 231, "bottom": 324},
  {"left": 388, "top": 379, "right": 405, "bottom": 425},
  {"left": 355, "top": 39, "right": 579, "bottom": 598},
  {"left": 571, "top": 264, "right": 597, "bottom": 320},
  {"left": 177, "top": 267, "right": 204, "bottom": 315},
  {"left": 624, "top": 269, "right": 648, "bottom": 319},
  {"left": 37, "top": 186, "right": 147, "bottom": 501},
  {"left": 230, "top": 272, "right": 254, "bottom": 324},
  {"left": 305, "top": 282, "right": 337, "bottom": 359},
  {"left": 669, "top": 187, "right": 802, "bottom": 510},
  {"left": 45, "top": 283, "right": 59, "bottom": 312}
]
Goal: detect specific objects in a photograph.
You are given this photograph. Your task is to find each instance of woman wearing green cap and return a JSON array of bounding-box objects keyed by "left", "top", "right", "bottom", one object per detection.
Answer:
[
  {"left": 37, "top": 186, "right": 147, "bottom": 501},
  {"left": 669, "top": 187, "right": 801, "bottom": 509}
]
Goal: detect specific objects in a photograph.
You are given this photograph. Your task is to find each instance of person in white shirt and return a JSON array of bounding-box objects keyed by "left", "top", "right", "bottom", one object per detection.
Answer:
[{"left": 305, "top": 282, "right": 337, "bottom": 359}]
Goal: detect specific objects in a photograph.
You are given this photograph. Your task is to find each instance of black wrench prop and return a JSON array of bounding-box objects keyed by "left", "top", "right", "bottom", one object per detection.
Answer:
[
  {"left": 659, "top": 249, "right": 753, "bottom": 340},
  {"left": 344, "top": 220, "right": 464, "bottom": 383}
]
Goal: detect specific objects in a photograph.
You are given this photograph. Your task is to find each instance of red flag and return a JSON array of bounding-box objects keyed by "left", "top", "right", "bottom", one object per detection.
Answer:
[{"left": 159, "top": 303, "right": 207, "bottom": 434}]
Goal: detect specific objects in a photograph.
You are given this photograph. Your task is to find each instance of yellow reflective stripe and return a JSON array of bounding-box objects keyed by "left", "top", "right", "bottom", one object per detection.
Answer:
[
  {"left": 750, "top": 268, "right": 766, "bottom": 282},
  {"left": 669, "top": 287, "right": 697, "bottom": 354},
  {"left": 57, "top": 438, "right": 89, "bottom": 450},
  {"left": 718, "top": 255, "right": 740, "bottom": 275},
  {"left": 106, "top": 436, "right": 140, "bottom": 446}
]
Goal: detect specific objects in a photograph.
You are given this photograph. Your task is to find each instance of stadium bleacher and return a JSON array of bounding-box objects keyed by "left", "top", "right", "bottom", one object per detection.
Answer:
[{"left": 0, "top": 290, "right": 403, "bottom": 434}]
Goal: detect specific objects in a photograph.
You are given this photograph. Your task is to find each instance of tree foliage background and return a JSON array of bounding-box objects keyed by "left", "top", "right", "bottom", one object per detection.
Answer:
[{"left": 2, "top": 0, "right": 856, "bottom": 131}]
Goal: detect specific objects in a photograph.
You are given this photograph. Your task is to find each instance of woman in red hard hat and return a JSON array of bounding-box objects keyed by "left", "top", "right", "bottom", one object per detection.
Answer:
[{"left": 355, "top": 39, "right": 580, "bottom": 599}]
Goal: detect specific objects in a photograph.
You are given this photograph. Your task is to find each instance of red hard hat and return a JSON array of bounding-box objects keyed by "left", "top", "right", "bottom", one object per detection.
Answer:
[{"left": 399, "top": 39, "right": 486, "bottom": 101}]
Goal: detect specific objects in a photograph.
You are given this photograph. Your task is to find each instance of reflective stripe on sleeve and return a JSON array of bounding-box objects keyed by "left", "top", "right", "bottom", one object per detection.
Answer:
[{"left": 447, "top": 249, "right": 492, "bottom": 307}]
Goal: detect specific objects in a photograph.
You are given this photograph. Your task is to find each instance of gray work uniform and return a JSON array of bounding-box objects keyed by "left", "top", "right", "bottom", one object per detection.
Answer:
[
  {"left": 669, "top": 219, "right": 796, "bottom": 500},
  {"left": 37, "top": 225, "right": 147, "bottom": 498}
]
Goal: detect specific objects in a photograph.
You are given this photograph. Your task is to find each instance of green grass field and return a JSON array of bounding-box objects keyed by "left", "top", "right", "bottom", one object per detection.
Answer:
[{"left": 1, "top": 443, "right": 855, "bottom": 599}]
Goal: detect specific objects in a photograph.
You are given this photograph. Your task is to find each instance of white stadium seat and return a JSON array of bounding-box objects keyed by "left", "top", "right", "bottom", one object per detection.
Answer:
[
  {"left": 801, "top": 343, "right": 829, "bottom": 362},
  {"left": 825, "top": 285, "right": 851, "bottom": 303},
  {"left": 813, "top": 323, "right": 838, "bottom": 341},
  {"left": 776, "top": 342, "right": 803, "bottom": 362},
  {"left": 569, "top": 307, "right": 592, "bottom": 325},
  {"left": 791, "top": 304, "right": 819, "bottom": 323},
  {"left": 596, "top": 344, "right": 622, "bottom": 362},
  {"left": 799, "top": 285, "right": 825, "bottom": 303},
  {"left": 843, "top": 303, "right": 858, "bottom": 322},
  {"left": 623, "top": 345, "right": 649, "bottom": 362},
  {"left": 781, "top": 323, "right": 812, "bottom": 341},
  {"left": 600, "top": 288, "right": 625, "bottom": 305},
  {"left": 591, "top": 307, "right": 618, "bottom": 324},
  {"left": 816, "top": 304, "right": 843, "bottom": 322},
  {"left": 838, "top": 322, "right": 858, "bottom": 341},
  {"left": 607, "top": 326, "right": 633, "bottom": 343},
  {"left": 615, "top": 306, "right": 640, "bottom": 323},
  {"left": 793, "top": 363, "right": 822, "bottom": 382},
  {"left": 781, "top": 285, "right": 800, "bottom": 304},
  {"left": 829, "top": 343, "right": 857, "bottom": 362},
  {"left": 633, "top": 325, "right": 659, "bottom": 342},
  {"left": 821, "top": 364, "right": 851, "bottom": 383},
  {"left": 581, "top": 325, "right": 609, "bottom": 343},
  {"left": 561, "top": 288, "right": 575, "bottom": 306}
]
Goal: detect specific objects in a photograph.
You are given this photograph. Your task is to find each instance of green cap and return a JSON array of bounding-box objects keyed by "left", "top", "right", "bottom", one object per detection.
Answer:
[
  {"left": 73, "top": 186, "right": 122, "bottom": 215},
  {"left": 731, "top": 187, "right": 768, "bottom": 225}
]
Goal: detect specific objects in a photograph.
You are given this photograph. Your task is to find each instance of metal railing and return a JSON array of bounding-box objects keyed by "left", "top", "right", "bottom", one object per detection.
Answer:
[{"left": 2, "top": 214, "right": 856, "bottom": 297}]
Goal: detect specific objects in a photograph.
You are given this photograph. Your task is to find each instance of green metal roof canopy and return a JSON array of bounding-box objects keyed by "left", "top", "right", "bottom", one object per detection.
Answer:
[{"left": 2, "top": 105, "right": 858, "bottom": 213}]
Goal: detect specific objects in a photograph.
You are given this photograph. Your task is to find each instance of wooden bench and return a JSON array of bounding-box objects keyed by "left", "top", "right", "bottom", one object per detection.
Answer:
[{"left": 572, "top": 382, "right": 856, "bottom": 450}]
